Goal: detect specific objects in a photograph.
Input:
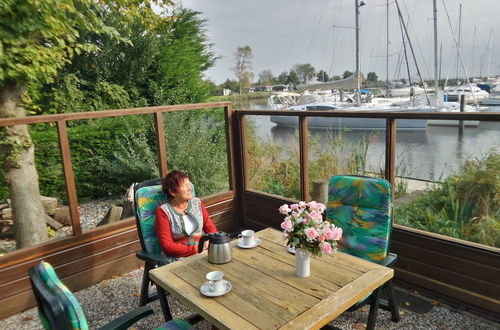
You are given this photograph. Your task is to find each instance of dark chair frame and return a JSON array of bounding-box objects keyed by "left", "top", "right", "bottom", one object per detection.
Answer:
[
  {"left": 29, "top": 262, "right": 154, "bottom": 330},
  {"left": 327, "top": 175, "right": 401, "bottom": 329}
]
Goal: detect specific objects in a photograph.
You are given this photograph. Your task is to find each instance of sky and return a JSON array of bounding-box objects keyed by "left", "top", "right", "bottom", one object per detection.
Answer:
[{"left": 178, "top": 0, "right": 500, "bottom": 85}]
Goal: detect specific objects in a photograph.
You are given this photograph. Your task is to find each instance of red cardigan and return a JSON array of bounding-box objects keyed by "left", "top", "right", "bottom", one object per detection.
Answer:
[{"left": 155, "top": 201, "right": 217, "bottom": 258}]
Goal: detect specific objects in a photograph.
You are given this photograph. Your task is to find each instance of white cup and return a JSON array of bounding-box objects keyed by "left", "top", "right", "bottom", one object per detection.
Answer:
[
  {"left": 238, "top": 229, "right": 255, "bottom": 246},
  {"left": 206, "top": 271, "right": 224, "bottom": 293}
]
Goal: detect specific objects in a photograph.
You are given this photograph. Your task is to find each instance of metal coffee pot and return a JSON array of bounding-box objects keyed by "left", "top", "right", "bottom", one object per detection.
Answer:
[{"left": 198, "top": 231, "right": 232, "bottom": 264}]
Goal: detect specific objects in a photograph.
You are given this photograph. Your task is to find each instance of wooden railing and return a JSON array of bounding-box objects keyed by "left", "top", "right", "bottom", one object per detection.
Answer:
[{"left": 1, "top": 105, "right": 499, "bottom": 318}]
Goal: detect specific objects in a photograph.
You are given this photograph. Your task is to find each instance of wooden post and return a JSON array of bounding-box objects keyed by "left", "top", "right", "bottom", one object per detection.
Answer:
[
  {"left": 299, "top": 116, "right": 309, "bottom": 201},
  {"left": 385, "top": 118, "right": 397, "bottom": 196},
  {"left": 459, "top": 94, "right": 465, "bottom": 131},
  {"left": 154, "top": 111, "right": 168, "bottom": 178},
  {"left": 311, "top": 180, "right": 329, "bottom": 205},
  {"left": 57, "top": 120, "right": 81, "bottom": 235}
]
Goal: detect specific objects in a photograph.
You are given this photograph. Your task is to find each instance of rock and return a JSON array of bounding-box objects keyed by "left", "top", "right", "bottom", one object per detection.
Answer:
[
  {"left": 0, "top": 204, "right": 8, "bottom": 212},
  {"left": 44, "top": 214, "right": 63, "bottom": 230},
  {"left": 41, "top": 196, "right": 58, "bottom": 215},
  {"left": 120, "top": 200, "right": 134, "bottom": 219},
  {"left": 53, "top": 206, "right": 72, "bottom": 226},
  {"left": 97, "top": 206, "right": 123, "bottom": 226},
  {"left": 1, "top": 208, "right": 12, "bottom": 220}
]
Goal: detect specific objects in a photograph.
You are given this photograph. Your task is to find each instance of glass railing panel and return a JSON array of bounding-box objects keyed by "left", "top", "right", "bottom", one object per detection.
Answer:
[
  {"left": 164, "top": 108, "right": 230, "bottom": 197},
  {"left": 394, "top": 118, "right": 500, "bottom": 248},
  {"left": 246, "top": 114, "right": 300, "bottom": 199}
]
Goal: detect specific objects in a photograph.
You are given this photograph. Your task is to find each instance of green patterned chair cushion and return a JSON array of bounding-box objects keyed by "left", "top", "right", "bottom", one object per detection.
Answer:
[
  {"left": 37, "top": 261, "right": 88, "bottom": 330},
  {"left": 135, "top": 184, "right": 168, "bottom": 255},
  {"left": 326, "top": 175, "right": 392, "bottom": 262}
]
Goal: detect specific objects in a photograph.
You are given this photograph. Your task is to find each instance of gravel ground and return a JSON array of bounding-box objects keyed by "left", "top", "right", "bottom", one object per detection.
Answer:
[{"left": 1, "top": 267, "right": 499, "bottom": 330}]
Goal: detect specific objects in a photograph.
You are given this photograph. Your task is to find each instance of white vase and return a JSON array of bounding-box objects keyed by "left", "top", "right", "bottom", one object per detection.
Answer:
[{"left": 295, "top": 248, "right": 310, "bottom": 277}]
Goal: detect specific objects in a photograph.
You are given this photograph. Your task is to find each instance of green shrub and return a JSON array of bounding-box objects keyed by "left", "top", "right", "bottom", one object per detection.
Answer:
[{"left": 395, "top": 150, "right": 500, "bottom": 247}]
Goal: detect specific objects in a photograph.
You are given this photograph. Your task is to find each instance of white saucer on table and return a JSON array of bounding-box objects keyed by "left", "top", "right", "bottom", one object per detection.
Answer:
[
  {"left": 287, "top": 245, "right": 296, "bottom": 254},
  {"left": 236, "top": 238, "right": 261, "bottom": 249},
  {"left": 200, "top": 280, "right": 232, "bottom": 297}
]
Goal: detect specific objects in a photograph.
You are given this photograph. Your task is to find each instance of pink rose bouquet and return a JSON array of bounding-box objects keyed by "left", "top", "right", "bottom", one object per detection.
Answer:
[{"left": 280, "top": 201, "right": 342, "bottom": 256}]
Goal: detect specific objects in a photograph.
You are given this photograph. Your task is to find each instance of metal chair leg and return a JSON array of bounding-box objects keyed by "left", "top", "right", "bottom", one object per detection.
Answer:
[
  {"left": 139, "top": 263, "right": 153, "bottom": 306},
  {"left": 387, "top": 281, "right": 401, "bottom": 322},
  {"left": 366, "top": 287, "right": 382, "bottom": 330},
  {"left": 156, "top": 284, "right": 173, "bottom": 322}
]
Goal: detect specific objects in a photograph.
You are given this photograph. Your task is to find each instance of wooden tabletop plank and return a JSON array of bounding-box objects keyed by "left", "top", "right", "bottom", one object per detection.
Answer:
[{"left": 279, "top": 268, "right": 394, "bottom": 330}]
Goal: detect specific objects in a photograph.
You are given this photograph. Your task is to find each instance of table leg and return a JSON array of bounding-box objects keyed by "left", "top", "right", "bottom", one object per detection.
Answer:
[
  {"left": 156, "top": 284, "right": 173, "bottom": 322},
  {"left": 366, "top": 287, "right": 382, "bottom": 330}
]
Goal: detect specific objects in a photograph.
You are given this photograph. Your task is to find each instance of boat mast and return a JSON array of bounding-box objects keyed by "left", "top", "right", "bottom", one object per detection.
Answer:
[
  {"left": 355, "top": 0, "right": 364, "bottom": 106},
  {"left": 386, "top": 0, "right": 389, "bottom": 91},
  {"left": 486, "top": 29, "right": 493, "bottom": 80},
  {"left": 433, "top": 0, "right": 439, "bottom": 105}
]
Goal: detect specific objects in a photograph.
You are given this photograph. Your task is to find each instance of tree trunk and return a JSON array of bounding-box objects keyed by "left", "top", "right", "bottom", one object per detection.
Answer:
[{"left": 0, "top": 81, "right": 49, "bottom": 249}]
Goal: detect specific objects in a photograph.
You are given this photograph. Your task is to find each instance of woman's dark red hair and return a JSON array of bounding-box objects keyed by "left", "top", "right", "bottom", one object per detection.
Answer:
[{"left": 162, "top": 171, "right": 189, "bottom": 198}]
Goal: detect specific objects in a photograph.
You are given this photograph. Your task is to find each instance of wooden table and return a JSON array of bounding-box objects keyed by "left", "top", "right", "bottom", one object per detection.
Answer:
[{"left": 150, "top": 228, "right": 393, "bottom": 330}]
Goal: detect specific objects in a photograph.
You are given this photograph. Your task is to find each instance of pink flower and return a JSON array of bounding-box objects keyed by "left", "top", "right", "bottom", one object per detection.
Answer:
[
  {"left": 298, "top": 201, "right": 306, "bottom": 208},
  {"left": 279, "top": 204, "right": 291, "bottom": 215},
  {"left": 282, "top": 232, "right": 288, "bottom": 240},
  {"left": 321, "top": 242, "right": 332, "bottom": 254},
  {"left": 307, "top": 201, "right": 318, "bottom": 209},
  {"left": 304, "top": 227, "right": 319, "bottom": 241},
  {"left": 318, "top": 235, "right": 326, "bottom": 242},
  {"left": 317, "top": 203, "right": 326, "bottom": 212},
  {"left": 290, "top": 203, "right": 300, "bottom": 211},
  {"left": 332, "top": 227, "right": 343, "bottom": 240},
  {"left": 322, "top": 227, "right": 335, "bottom": 240},
  {"left": 309, "top": 211, "right": 322, "bottom": 221},
  {"left": 281, "top": 219, "right": 293, "bottom": 232}
]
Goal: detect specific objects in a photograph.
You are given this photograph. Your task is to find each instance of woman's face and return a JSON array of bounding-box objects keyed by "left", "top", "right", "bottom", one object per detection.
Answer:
[{"left": 171, "top": 178, "right": 193, "bottom": 201}]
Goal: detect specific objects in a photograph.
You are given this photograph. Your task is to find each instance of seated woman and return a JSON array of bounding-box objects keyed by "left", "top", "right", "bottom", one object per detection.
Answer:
[{"left": 155, "top": 170, "right": 217, "bottom": 258}]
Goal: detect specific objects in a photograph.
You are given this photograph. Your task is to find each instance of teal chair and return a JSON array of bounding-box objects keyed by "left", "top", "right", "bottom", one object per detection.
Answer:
[
  {"left": 28, "top": 261, "right": 195, "bottom": 330},
  {"left": 326, "top": 175, "right": 400, "bottom": 329},
  {"left": 133, "top": 178, "right": 202, "bottom": 324}
]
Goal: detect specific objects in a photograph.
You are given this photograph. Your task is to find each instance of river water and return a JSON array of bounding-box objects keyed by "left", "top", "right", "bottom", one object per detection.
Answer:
[{"left": 243, "top": 100, "right": 500, "bottom": 182}]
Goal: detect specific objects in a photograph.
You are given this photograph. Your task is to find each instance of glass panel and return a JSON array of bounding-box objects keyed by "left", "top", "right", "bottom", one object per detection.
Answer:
[
  {"left": 307, "top": 119, "right": 385, "bottom": 202},
  {"left": 164, "top": 108, "right": 229, "bottom": 197},
  {"left": 394, "top": 118, "right": 500, "bottom": 248},
  {"left": 0, "top": 123, "right": 64, "bottom": 253},
  {"left": 246, "top": 114, "right": 300, "bottom": 199},
  {"left": 68, "top": 114, "right": 160, "bottom": 233}
]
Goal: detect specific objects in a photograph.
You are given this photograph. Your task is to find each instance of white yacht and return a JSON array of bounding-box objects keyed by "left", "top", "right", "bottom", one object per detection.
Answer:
[
  {"left": 483, "top": 85, "right": 500, "bottom": 106},
  {"left": 444, "top": 83, "right": 490, "bottom": 103}
]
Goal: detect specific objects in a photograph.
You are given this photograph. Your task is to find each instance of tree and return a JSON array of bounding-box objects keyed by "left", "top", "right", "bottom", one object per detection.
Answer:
[
  {"left": 342, "top": 70, "right": 353, "bottom": 79},
  {"left": 0, "top": 0, "right": 173, "bottom": 248},
  {"left": 367, "top": 72, "right": 378, "bottom": 83},
  {"left": 293, "top": 63, "right": 316, "bottom": 84},
  {"left": 331, "top": 75, "right": 341, "bottom": 81},
  {"left": 316, "top": 70, "right": 330, "bottom": 82},
  {"left": 221, "top": 79, "right": 239, "bottom": 92},
  {"left": 287, "top": 70, "right": 300, "bottom": 86},
  {"left": 258, "top": 70, "right": 274, "bottom": 85},
  {"left": 276, "top": 71, "right": 289, "bottom": 85},
  {"left": 233, "top": 46, "right": 253, "bottom": 94}
]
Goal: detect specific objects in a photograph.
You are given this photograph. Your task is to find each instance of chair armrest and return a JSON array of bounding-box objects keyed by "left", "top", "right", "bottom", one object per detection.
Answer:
[
  {"left": 99, "top": 306, "right": 154, "bottom": 330},
  {"left": 378, "top": 252, "right": 397, "bottom": 267},
  {"left": 136, "top": 250, "right": 171, "bottom": 265}
]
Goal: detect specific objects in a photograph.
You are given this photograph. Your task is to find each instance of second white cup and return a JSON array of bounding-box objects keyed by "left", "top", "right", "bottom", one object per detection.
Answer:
[{"left": 238, "top": 229, "right": 255, "bottom": 246}]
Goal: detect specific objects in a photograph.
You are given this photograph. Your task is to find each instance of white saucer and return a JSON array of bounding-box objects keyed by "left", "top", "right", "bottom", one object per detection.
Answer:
[
  {"left": 237, "top": 238, "right": 261, "bottom": 249},
  {"left": 287, "top": 245, "right": 296, "bottom": 254},
  {"left": 200, "top": 280, "right": 232, "bottom": 297}
]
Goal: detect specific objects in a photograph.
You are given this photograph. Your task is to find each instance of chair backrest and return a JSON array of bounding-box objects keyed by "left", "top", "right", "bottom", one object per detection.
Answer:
[
  {"left": 326, "top": 175, "right": 392, "bottom": 262},
  {"left": 29, "top": 261, "right": 88, "bottom": 330},
  {"left": 133, "top": 178, "right": 195, "bottom": 254}
]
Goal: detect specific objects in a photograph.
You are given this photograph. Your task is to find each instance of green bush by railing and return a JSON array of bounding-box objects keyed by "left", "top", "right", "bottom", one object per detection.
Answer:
[{"left": 395, "top": 150, "right": 500, "bottom": 247}]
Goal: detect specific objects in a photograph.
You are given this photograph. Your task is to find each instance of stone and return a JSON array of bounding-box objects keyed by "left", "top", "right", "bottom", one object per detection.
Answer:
[
  {"left": 0, "top": 204, "right": 8, "bottom": 211},
  {"left": 1, "top": 208, "right": 12, "bottom": 220},
  {"left": 120, "top": 200, "right": 134, "bottom": 219},
  {"left": 53, "top": 206, "right": 72, "bottom": 226},
  {"left": 41, "top": 196, "right": 58, "bottom": 215},
  {"left": 44, "top": 214, "right": 63, "bottom": 230},
  {"left": 97, "top": 206, "right": 123, "bottom": 226}
]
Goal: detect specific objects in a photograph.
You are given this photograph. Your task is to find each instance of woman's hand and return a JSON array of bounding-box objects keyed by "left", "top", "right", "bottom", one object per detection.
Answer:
[{"left": 203, "top": 240, "right": 210, "bottom": 251}]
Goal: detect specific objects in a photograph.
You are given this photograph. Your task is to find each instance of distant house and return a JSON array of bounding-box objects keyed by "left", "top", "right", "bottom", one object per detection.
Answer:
[
  {"left": 272, "top": 85, "right": 289, "bottom": 92},
  {"left": 222, "top": 88, "right": 231, "bottom": 96}
]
